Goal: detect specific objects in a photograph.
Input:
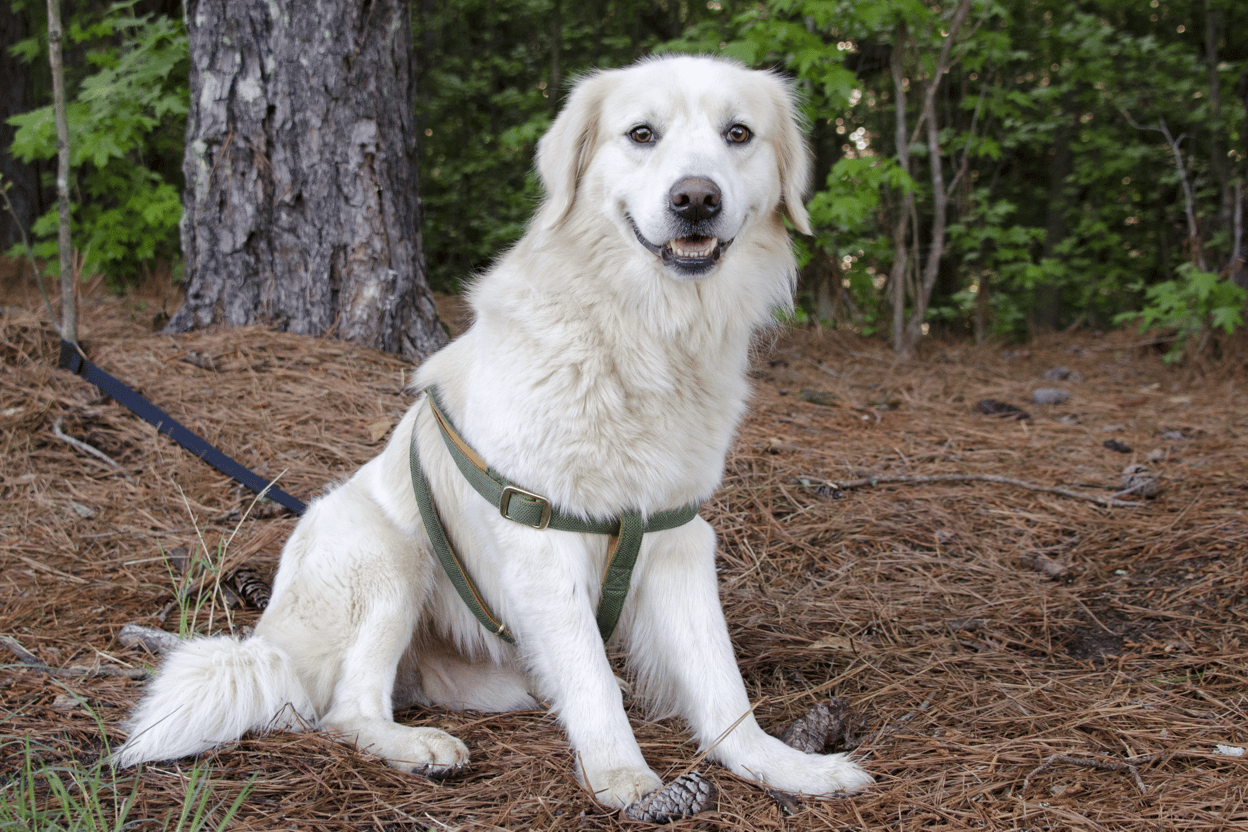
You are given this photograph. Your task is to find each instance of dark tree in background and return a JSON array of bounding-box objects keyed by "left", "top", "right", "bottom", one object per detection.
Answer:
[
  {"left": 169, "top": 0, "right": 448, "bottom": 359},
  {"left": 0, "top": 2, "right": 40, "bottom": 252}
]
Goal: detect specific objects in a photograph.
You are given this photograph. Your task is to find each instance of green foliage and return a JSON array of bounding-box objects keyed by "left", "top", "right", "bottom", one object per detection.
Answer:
[
  {"left": 6, "top": 0, "right": 1244, "bottom": 358},
  {"left": 654, "top": 0, "right": 1248, "bottom": 353},
  {"left": 6, "top": 1, "right": 188, "bottom": 283},
  {"left": 0, "top": 696, "right": 253, "bottom": 830},
  {"left": 415, "top": 0, "right": 723, "bottom": 291},
  {"left": 808, "top": 155, "right": 912, "bottom": 234},
  {"left": 1114, "top": 263, "right": 1248, "bottom": 364}
]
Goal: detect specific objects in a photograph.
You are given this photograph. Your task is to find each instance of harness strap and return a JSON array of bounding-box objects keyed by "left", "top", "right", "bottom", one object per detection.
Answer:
[
  {"left": 410, "top": 387, "right": 700, "bottom": 644},
  {"left": 409, "top": 423, "right": 515, "bottom": 643}
]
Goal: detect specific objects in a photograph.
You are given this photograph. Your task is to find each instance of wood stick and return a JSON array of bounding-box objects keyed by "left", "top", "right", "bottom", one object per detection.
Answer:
[{"left": 808, "top": 474, "right": 1144, "bottom": 508}]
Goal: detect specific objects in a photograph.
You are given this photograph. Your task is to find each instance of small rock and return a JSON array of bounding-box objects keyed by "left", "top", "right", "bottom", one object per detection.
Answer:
[
  {"left": 1160, "top": 430, "right": 1190, "bottom": 441},
  {"left": 51, "top": 693, "right": 84, "bottom": 710},
  {"left": 1104, "top": 439, "right": 1133, "bottom": 454},
  {"left": 119, "top": 623, "right": 182, "bottom": 656},
  {"left": 974, "top": 399, "right": 1030, "bottom": 420},
  {"left": 1023, "top": 554, "right": 1072, "bottom": 582},
  {"left": 1041, "top": 366, "right": 1084, "bottom": 382},
  {"left": 796, "top": 389, "right": 839, "bottom": 407},
  {"left": 1031, "top": 388, "right": 1070, "bottom": 405},
  {"left": 1120, "top": 464, "right": 1159, "bottom": 498}
]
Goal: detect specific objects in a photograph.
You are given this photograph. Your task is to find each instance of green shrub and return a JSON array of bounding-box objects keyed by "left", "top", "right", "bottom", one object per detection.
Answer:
[
  {"left": 6, "top": 1, "right": 188, "bottom": 284},
  {"left": 1114, "top": 263, "right": 1247, "bottom": 363}
]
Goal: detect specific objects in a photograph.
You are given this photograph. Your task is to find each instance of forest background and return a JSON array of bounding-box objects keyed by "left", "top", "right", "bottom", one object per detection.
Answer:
[{"left": 2, "top": 0, "right": 1247, "bottom": 362}]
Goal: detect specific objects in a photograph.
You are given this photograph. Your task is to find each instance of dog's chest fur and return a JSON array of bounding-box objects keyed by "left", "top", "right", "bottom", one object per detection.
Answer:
[{"left": 416, "top": 250, "right": 764, "bottom": 521}]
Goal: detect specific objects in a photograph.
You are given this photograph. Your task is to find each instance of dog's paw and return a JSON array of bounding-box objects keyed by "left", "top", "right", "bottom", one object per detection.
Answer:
[
  {"left": 334, "top": 722, "right": 470, "bottom": 779},
  {"left": 581, "top": 765, "right": 664, "bottom": 809},
  {"left": 798, "top": 752, "right": 874, "bottom": 794},
  {"left": 722, "top": 737, "right": 873, "bottom": 796},
  {"left": 386, "top": 727, "right": 470, "bottom": 778}
]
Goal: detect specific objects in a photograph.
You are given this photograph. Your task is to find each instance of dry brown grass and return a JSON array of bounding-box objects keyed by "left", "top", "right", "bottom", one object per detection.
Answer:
[{"left": 2, "top": 290, "right": 1246, "bottom": 830}]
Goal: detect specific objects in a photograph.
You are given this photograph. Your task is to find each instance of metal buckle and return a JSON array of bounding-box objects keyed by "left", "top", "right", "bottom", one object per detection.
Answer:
[{"left": 499, "top": 485, "right": 552, "bottom": 530}]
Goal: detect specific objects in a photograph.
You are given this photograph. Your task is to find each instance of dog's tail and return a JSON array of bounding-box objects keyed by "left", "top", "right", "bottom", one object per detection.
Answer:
[{"left": 110, "top": 634, "right": 315, "bottom": 767}]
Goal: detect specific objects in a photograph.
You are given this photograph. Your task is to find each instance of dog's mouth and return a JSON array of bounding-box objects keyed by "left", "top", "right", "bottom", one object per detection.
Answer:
[{"left": 629, "top": 218, "right": 733, "bottom": 276}]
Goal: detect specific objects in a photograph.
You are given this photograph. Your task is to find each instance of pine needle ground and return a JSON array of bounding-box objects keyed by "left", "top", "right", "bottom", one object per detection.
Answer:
[{"left": 2, "top": 290, "right": 1245, "bottom": 830}]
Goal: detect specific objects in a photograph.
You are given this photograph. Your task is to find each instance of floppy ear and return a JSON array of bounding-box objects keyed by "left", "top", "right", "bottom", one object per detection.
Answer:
[
  {"left": 535, "top": 71, "right": 609, "bottom": 230},
  {"left": 772, "top": 75, "right": 813, "bottom": 236}
]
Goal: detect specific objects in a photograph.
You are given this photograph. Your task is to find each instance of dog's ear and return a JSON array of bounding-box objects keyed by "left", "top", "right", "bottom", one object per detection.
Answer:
[
  {"left": 536, "top": 72, "right": 608, "bottom": 230},
  {"left": 773, "top": 76, "right": 813, "bottom": 236}
]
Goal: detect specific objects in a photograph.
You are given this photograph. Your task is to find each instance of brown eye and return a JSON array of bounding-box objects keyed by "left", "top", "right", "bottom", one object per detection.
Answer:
[
  {"left": 726, "top": 124, "right": 752, "bottom": 144},
  {"left": 628, "top": 125, "right": 655, "bottom": 144}
]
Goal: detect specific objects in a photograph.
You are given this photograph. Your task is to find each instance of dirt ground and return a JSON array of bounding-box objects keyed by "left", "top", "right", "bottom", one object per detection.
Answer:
[{"left": 2, "top": 282, "right": 1246, "bottom": 830}]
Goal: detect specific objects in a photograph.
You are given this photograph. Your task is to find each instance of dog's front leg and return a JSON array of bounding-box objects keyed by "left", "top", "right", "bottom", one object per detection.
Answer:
[
  {"left": 497, "top": 525, "right": 661, "bottom": 809},
  {"left": 624, "top": 517, "right": 874, "bottom": 797}
]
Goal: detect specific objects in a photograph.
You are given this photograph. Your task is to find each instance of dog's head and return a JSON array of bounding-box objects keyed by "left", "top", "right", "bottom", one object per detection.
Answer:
[{"left": 535, "top": 55, "right": 811, "bottom": 279}]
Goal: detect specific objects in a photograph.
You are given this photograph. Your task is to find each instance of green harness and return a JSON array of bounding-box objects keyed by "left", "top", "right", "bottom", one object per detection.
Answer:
[{"left": 408, "top": 387, "right": 701, "bottom": 645}]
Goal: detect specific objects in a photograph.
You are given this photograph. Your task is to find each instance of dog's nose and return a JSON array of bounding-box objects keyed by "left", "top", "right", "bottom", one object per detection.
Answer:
[{"left": 669, "top": 177, "right": 722, "bottom": 223}]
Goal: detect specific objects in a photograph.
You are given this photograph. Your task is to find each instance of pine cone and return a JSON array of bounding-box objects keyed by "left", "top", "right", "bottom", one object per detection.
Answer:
[
  {"left": 779, "top": 697, "right": 868, "bottom": 754},
  {"left": 624, "top": 771, "right": 717, "bottom": 822},
  {"left": 227, "top": 565, "right": 272, "bottom": 609}
]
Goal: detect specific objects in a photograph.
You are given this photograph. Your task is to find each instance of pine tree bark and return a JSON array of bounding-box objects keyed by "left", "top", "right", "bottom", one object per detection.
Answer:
[
  {"left": 0, "top": 2, "right": 41, "bottom": 252},
  {"left": 169, "top": 0, "right": 448, "bottom": 360}
]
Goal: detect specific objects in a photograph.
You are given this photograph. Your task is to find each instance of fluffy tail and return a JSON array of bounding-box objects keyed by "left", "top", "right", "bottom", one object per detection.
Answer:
[{"left": 111, "top": 634, "right": 315, "bottom": 767}]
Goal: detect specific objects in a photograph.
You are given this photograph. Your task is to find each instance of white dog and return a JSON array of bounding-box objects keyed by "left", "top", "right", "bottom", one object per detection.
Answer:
[{"left": 113, "top": 55, "right": 873, "bottom": 808}]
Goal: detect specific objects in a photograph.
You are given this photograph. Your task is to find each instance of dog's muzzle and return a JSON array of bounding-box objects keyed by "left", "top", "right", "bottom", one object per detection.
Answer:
[
  {"left": 629, "top": 177, "right": 736, "bottom": 276},
  {"left": 629, "top": 219, "right": 734, "bottom": 277}
]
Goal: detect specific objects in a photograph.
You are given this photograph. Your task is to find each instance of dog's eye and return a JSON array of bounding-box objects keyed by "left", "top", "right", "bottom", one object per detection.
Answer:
[
  {"left": 628, "top": 125, "right": 656, "bottom": 144},
  {"left": 726, "top": 124, "right": 752, "bottom": 144}
]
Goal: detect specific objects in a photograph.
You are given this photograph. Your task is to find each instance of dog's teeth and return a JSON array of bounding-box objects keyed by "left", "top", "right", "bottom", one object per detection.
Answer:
[{"left": 671, "top": 238, "right": 716, "bottom": 259}]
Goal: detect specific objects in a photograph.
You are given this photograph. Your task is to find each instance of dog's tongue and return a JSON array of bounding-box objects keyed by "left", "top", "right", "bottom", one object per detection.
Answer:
[{"left": 670, "top": 236, "right": 717, "bottom": 259}]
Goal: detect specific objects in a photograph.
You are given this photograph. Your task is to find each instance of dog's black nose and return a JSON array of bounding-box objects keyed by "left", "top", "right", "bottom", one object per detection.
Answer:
[{"left": 669, "top": 177, "right": 722, "bottom": 223}]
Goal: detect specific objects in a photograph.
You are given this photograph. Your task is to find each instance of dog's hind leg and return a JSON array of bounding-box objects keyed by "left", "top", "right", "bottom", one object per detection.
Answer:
[
  {"left": 411, "top": 648, "right": 537, "bottom": 713},
  {"left": 622, "top": 517, "right": 874, "bottom": 797},
  {"left": 318, "top": 612, "right": 470, "bottom": 777},
  {"left": 265, "top": 476, "right": 470, "bottom": 777}
]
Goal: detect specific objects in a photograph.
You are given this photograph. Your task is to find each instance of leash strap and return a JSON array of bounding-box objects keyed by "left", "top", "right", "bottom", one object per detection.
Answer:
[
  {"left": 411, "top": 387, "right": 700, "bottom": 644},
  {"left": 58, "top": 339, "right": 307, "bottom": 516}
]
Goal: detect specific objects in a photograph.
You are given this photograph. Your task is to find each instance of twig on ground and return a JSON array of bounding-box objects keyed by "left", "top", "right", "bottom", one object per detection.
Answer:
[
  {"left": 1022, "top": 753, "right": 1149, "bottom": 795},
  {"left": 51, "top": 415, "right": 126, "bottom": 473},
  {"left": 805, "top": 474, "right": 1144, "bottom": 508},
  {"left": 1, "top": 635, "right": 149, "bottom": 680}
]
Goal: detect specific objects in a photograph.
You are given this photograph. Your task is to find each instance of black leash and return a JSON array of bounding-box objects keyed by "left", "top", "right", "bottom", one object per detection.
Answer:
[{"left": 58, "top": 339, "right": 307, "bottom": 516}]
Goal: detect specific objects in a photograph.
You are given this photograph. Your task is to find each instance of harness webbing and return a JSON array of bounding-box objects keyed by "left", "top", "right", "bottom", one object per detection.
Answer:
[{"left": 408, "top": 387, "right": 700, "bottom": 644}]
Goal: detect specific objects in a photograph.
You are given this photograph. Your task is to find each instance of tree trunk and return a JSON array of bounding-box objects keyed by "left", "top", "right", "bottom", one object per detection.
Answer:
[
  {"left": 1204, "top": 5, "right": 1232, "bottom": 253},
  {"left": 169, "top": 0, "right": 448, "bottom": 360},
  {"left": 889, "top": 25, "right": 912, "bottom": 356},
  {"left": 47, "top": 0, "right": 76, "bottom": 343},
  {"left": 1034, "top": 104, "right": 1074, "bottom": 331},
  {"left": 897, "top": 0, "right": 973, "bottom": 355},
  {"left": 0, "top": 2, "right": 42, "bottom": 253}
]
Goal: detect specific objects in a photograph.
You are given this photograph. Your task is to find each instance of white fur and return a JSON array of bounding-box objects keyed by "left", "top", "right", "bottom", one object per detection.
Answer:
[{"left": 113, "top": 55, "right": 873, "bottom": 807}]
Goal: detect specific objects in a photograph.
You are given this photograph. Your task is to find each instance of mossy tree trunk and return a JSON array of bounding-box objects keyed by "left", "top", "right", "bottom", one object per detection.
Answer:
[{"left": 168, "top": 0, "right": 448, "bottom": 360}]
